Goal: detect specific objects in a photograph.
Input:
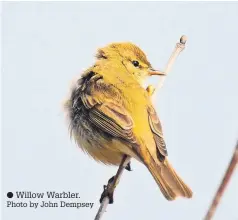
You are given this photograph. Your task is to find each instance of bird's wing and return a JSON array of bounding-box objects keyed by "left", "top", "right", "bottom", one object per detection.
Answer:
[
  {"left": 79, "top": 71, "right": 137, "bottom": 144},
  {"left": 77, "top": 71, "right": 167, "bottom": 159},
  {"left": 88, "top": 103, "right": 136, "bottom": 143},
  {"left": 148, "top": 106, "right": 168, "bottom": 157}
]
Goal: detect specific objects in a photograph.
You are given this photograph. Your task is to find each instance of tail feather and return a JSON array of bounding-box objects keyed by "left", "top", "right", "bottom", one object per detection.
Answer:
[{"left": 147, "top": 158, "right": 193, "bottom": 200}]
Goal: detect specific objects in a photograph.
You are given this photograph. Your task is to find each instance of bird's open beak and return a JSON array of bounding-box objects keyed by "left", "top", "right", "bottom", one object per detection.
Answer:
[{"left": 148, "top": 68, "right": 165, "bottom": 76}]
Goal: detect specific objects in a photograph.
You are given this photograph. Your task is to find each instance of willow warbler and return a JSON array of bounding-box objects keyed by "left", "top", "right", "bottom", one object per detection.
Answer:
[{"left": 64, "top": 42, "right": 192, "bottom": 200}]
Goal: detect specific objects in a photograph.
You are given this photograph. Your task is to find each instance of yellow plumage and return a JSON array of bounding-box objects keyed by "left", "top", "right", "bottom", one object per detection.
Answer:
[{"left": 64, "top": 42, "right": 192, "bottom": 200}]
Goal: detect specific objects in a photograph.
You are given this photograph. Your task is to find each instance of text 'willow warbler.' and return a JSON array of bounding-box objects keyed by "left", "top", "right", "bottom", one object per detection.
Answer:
[{"left": 64, "top": 42, "right": 193, "bottom": 200}]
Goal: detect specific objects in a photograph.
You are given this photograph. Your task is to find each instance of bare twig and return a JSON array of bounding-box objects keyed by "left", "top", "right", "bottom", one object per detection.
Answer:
[
  {"left": 204, "top": 141, "right": 238, "bottom": 220},
  {"left": 94, "top": 36, "right": 188, "bottom": 220},
  {"left": 153, "top": 35, "right": 187, "bottom": 96}
]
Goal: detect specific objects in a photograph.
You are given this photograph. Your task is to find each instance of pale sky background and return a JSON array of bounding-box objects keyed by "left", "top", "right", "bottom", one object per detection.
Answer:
[{"left": 2, "top": 2, "right": 238, "bottom": 220}]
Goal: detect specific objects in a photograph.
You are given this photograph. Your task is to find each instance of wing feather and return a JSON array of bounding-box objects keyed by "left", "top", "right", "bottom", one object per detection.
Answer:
[
  {"left": 148, "top": 107, "right": 168, "bottom": 157},
  {"left": 79, "top": 71, "right": 136, "bottom": 144}
]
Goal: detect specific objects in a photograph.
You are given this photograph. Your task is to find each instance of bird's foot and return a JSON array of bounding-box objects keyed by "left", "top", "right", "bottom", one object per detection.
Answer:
[
  {"left": 125, "top": 162, "right": 132, "bottom": 171},
  {"left": 99, "top": 176, "right": 115, "bottom": 204}
]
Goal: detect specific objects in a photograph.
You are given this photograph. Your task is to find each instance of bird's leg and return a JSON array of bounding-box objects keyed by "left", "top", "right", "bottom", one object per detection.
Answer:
[
  {"left": 125, "top": 161, "right": 132, "bottom": 171},
  {"left": 99, "top": 176, "right": 116, "bottom": 204}
]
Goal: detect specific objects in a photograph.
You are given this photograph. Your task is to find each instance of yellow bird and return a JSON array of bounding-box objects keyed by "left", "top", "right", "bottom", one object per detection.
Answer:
[{"left": 64, "top": 42, "right": 193, "bottom": 201}]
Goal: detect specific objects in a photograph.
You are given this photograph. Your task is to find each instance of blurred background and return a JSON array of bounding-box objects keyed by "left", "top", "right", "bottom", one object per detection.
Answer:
[{"left": 2, "top": 2, "right": 238, "bottom": 220}]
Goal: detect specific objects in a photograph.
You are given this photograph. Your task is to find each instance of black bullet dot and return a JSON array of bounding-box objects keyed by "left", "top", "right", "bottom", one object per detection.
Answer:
[{"left": 7, "top": 192, "right": 13, "bottom": 198}]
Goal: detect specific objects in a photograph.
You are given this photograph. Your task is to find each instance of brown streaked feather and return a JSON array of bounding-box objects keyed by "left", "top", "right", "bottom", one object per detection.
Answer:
[
  {"left": 148, "top": 106, "right": 168, "bottom": 157},
  {"left": 88, "top": 104, "right": 136, "bottom": 143},
  {"left": 79, "top": 71, "right": 137, "bottom": 144},
  {"left": 95, "top": 103, "right": 134, "bottom": 130}
]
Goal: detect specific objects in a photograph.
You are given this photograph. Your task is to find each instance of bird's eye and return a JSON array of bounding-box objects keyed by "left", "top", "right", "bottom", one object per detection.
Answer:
[{"left": 132, "top": 60, "right": 140, "bottom": 67}]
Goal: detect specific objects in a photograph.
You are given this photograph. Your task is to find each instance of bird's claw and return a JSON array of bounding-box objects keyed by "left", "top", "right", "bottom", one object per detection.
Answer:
[
  {"left": 125, "top": 162, "right": 132, "bottom": 171},
  {"left": 99, "top": 176, "right": 115, "bottom": 204}
]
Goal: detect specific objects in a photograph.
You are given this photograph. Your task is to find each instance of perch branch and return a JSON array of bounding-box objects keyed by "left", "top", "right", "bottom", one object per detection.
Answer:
[
  {"left": 94, "top": 35, "right": 188, "bottom": 220},
  {"left": 94, "top": 155, "right": 131, "bottom": 220},
  {"left": 152, "top": 35, "right": 187, "bottom": 96},
  {"left": 204, "top": 141, "right": 238, "bottom": 220}
]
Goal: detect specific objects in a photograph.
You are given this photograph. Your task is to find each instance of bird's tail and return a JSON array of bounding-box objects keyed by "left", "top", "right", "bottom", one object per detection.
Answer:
[{"left": 146, "top": 157, "right": 193, "bottom": 200}]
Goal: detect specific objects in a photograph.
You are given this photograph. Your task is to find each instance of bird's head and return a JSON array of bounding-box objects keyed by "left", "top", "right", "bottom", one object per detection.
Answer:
[{"left": 95, "top": 42, "right": 164, "bottom": 85}]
